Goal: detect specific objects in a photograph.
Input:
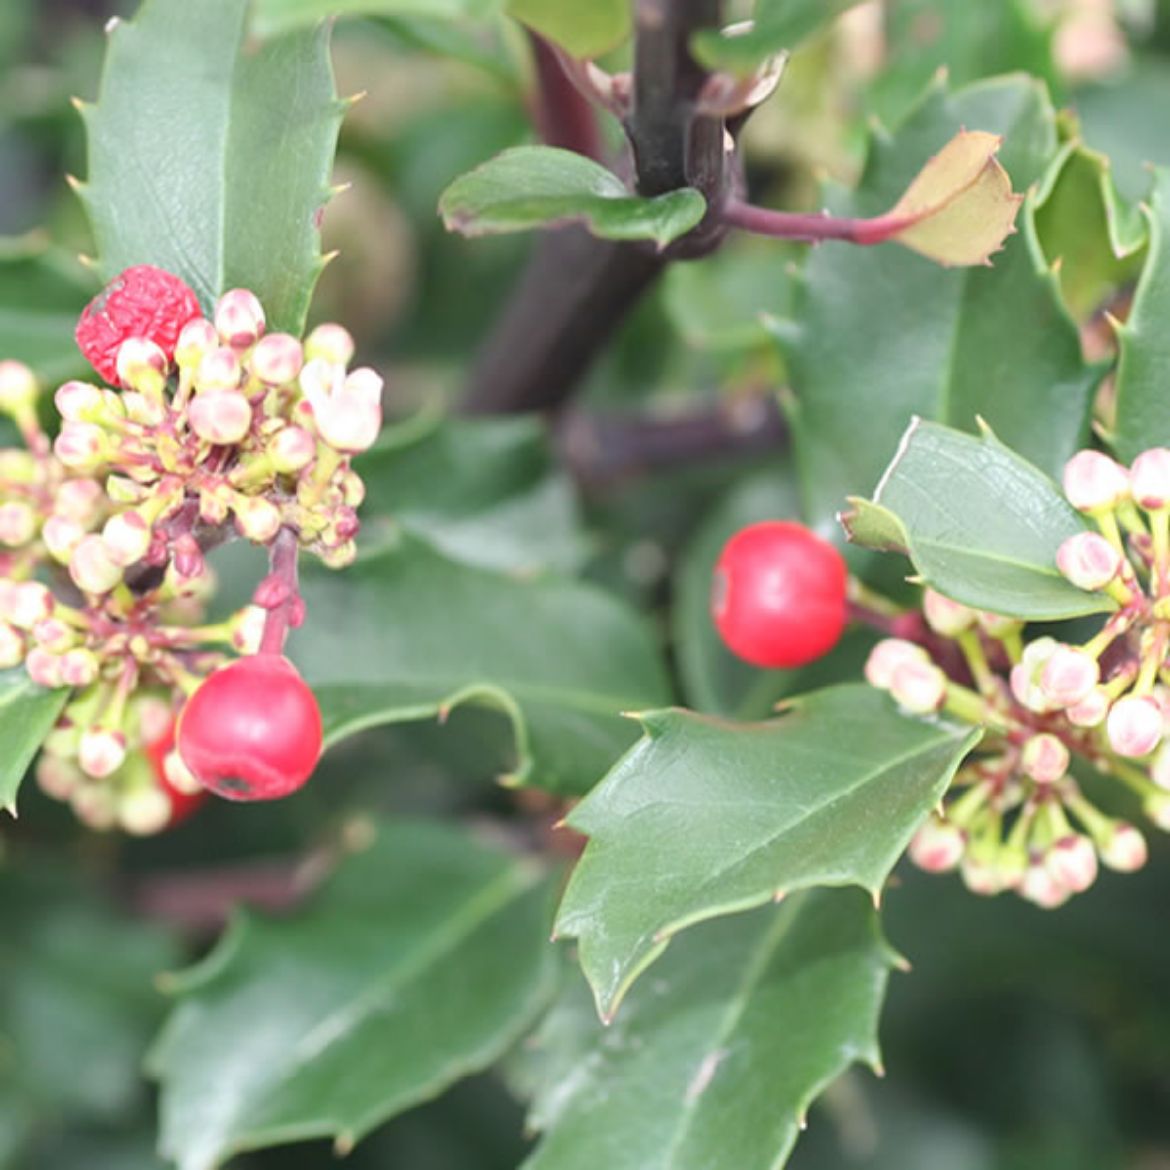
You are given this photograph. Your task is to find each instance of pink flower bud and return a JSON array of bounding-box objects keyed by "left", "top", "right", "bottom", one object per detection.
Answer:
[
  {"left": 320, "top": 540, "right": 356, "bottom": 569},
  {"left": 102, "top": 510, "right": 152, "bottom": 567},
  {"left": 890, "top": 657, "right": 947, "bottom": 714},
  {"left": 1066, "top": 686, "right": 1110, "bottom": 727},
  {"left": 1062, "top": 449, "right": 1130, "bottom": 512},
  {"left": 214, "top": 288, "right": 266, "bottom": 348},
  {"left": 333, "top": 506, "right": 360, "bottom": 542},
  {"left": 1020, "top": 733, "right": 1070, "bottom": 783},
  {"left": 1019, "top": 862, "right": 1070, "bottom": 909},
  {"left": 5, "top": 581, "right": 53, "bottom": 629},
  {"left": 922, "top": 588, "right": 977, "bottom": 635},
  {"left": 71, "top": 783, "right": 118, "bottom": 830},
  {"left": 123, "top": 389, "right": 165, "bottom": 427},
  {"left": 118, "top": 784, "right": 172, "bottom": 835},
  {"left": 175, "top": 317, "right": 220, "bottom": 368},
  {"left": 0, "top": 360, "right": 38, "bottom": 413},
  {"left": 0, "top": 620, "right": 23, "bottom": 668},
  {"left": 1055, "top": 531, "right": 1122, "bottom": 591},
  {"left": 340, "top": 470, "right": 365, "bottom": 508},
  {"left": 305, "top": 322, "right": 354, "bottom": 366},
  {"left": 1106, "top": 694, "right": 1164, "bottom": 758},
  {"left": 269, "top": 424, "right": 316, "bottom": 473},
  {"left": 976, "top": 610, "right": 1021, "bottom": 638},
  {"left": 194, "top": 346, "right": 243, "bottom": 393},
  {"left": 60, "top": 647, "right": 99, "bottom": 687},
  {"left": 864, "top": 638, "right": 929, "bottom": 689},
  {"left": 1045, "top": 834, "right": 1098, "bottom": 893},
  {"left": 54, "top": 380, "right": 104, "bottom": 422},
  {"left": 36, "top": 753, "right": 82, "bottom": 800},
  {"left": 115, "top": 337, "right": 168, "bottom": 395},
  {"left": 250, "top": 333, "right": 303, "bottom": 385},
  {"left": 908, "top": 815, "right": 965, "bottom": 872},
  {"left": 1038, "top": 644, "right": 1099, "bottom": 709},
  {"left": 164, "top": 747, "right": 202, "bottom": 794},
  {"left": 42, "top": 514, "right": 85, "bottom": 563},
  {"left": 1010, "top": 636, "right": 1057, "bottom": 712},
  {"left": 53, "top": 422, "right": 109, "bottom": 473},
  {"left": 172, "top": 533, "right": 205, "bottom": 579},
  {"left": 69, "top": 534, "right": 122, "bottom": 594},
  {"left": 78, "top": 726, "right": 127, "bottom": 779},
  {"left": 54, "top": 478, "right": 104, "bottom": 524},
  {"left": 188, "top": 389, "right": 253, "bottom": 445},
  {"left": 32, "top": 617, "right": 76, "bottom": 653},
  {"left": 1098, "top": 821, "right": 1148, "bottom": 872},
  {"left": 961, "top": 852, "right": 1006, "bottom": 896},
  {"left": 233, "top": 495, "right": 282, "bottom": 543},
  {"left": 25, "top": 647, "right": 65, "bottom": 688},
  {"left": 0, "top": 500, "right": 36, "bottom": 547},
  {"left": 1130, "top": 447, "right": 1170, "bottom": 510}
]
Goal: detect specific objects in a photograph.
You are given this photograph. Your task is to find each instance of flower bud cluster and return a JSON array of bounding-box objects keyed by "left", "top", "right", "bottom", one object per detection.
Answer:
[
  {"left": 0, "top": 271, "right": 380, "bottom": 833},
  {"left": 864, "top": 443, "right": 1170, "bottom": 909}
]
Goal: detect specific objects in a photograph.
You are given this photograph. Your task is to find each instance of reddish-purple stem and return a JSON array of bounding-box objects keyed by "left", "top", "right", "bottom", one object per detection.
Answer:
[
  {"left": 529, "top": 33, "right": 603, "bottom": 161},
  {"left": 723, "top": 198, "right": 912, "bottom": 246},
  {"left": 259, "top": 527, "right": 300, "bottom": 656}
]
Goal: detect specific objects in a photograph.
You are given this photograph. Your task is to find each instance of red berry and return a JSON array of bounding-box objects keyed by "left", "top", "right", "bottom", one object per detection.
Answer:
[
  {"left": 176, "top": 655, "right": 323, "bottom": 801},
  {"left": 75, "top": 265, "right": 202, "bottom": 386},
  {"left": 711, "top": 520, "right": 848, "bottom": 669},
  {"left": 143, "top": 714, "right": 206, "bottom": 827}
]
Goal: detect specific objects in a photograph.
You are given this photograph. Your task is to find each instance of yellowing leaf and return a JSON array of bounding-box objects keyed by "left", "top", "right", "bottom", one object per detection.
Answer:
[{"left": 883, "top": 129, "right": 1023, "bottom": 266}]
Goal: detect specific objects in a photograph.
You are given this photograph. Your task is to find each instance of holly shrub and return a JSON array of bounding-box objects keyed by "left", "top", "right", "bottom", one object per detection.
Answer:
[{"left": 1, "top": 0, "right": 1169, "bottom": 1167}]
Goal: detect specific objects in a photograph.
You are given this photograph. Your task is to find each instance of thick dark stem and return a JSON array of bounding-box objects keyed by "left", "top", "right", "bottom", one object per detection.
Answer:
[
  {"left": 529, "top": 34, "right": 603, "bottom": 160},
  {"left": 462, "top": 0, "right": 726, "bottom": 415}
]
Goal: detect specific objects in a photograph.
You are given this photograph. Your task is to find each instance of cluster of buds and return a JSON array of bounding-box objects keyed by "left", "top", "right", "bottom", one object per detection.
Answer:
[
  {"left": 0, "top": 265, "right": 381, "bottom": 831},
  {"left": 865, "top": 447, "right": 1170, "bottom": 907}
]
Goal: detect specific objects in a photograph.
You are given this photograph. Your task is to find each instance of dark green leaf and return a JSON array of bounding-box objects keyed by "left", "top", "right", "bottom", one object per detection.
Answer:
[
  {"left": 1112, "top": 168, "right": 1170, "bottom": 463},
  {"left": 554, "top": 684, "right": 978, "bottom": 1018},
  {"left": 294, "top": 534, "right": 671, "bottom": 794},
  {"left": 76, "top": 0, "right": 344, "bottom": 332},
  {"left": 692, "top": 0, "right": 867, "bottom": 75},
  {"left": 523, "top": 891, "right": 895, "bottom": 1170},
  {"left": 356, "top": 416, "right": 586, "bottom": 573},
  {"left": 251, "top": 0, "right": 502, "bottom": 39},
  {"left": 505, "top": 0, "right": 629, "bottom": 58},
  {"left": 843, "top": 419, "right": 1113, "bottom": 620},
  {"left": 150, "top": 820, "right": 558, "bottom": 1170},
  {"left": 781, "top": 78, "right": 1093, "bottom": 533},
  {"left": 439, "top": 147, "right": 706, "bottom": 248},
  {"left": 0, "top": 670, "right": 70, "bottom": 814}
]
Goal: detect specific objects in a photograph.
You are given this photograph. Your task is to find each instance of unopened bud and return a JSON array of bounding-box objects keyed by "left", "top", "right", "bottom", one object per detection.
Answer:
[
  {"left": 32, "top": 617, "right": 76, "bottom": 653},
  {"left": 1107, "top": 694, "right": 1164, "bottom": 758},
  {"left": 54, "top": 380, "right": 104, "bottom": 422},
  {"left": 269, "top": 424, "right": 316, "bottom": 473},
  {"left": 1020, "top": 733, "right": 1070, "bottom": 783},
  {"left": 0, "top": 621, "right": 24, "bottom": 668},
  {"left": 119, "top": 784, "right": 173, "bottom": 835},
  {"left": 1067, "top": 686, "right": 1110, "bottom": 727},
  {"left": 171, "top": 533, "right": 204, "bottom": 579},
  {"left": 890, "top": 657, "right": 947, "bottom": 714},
  {"left": 864, "top": 638, "right": 929, "bottom": 690},
  {"left": 188, "top": 389, "right": 253, "bottom": 445},
  {"left": 0, "top": 500, "right": 37, "bottom": 547},
  {"left": 1019, "top": 862, "right": 1070, "bottom": 909},
  {"left": 25, "top": 647, "right": 65, "bottom": 688},
  {"left": 922, "top": 589, "right": 977, "bottom": 635},
  {"left": 78, "top": 726, "right": 127, "bottom": 779},
  {"left": 102, "top": 510, "right": 152, "bottom": 567},
  {"left": 229, "top": 604, "right": 267, "bottom": 653},
  {"left": 164, "top": 747, "right": 202, "bottom": 795},
  {"left": 5, "top": 581, "right": 53, "bottom": 629},
  {"left": 1130, "top": 447, "right": 1170, "bottom": 510},
  {"left": 250, "top": 332, "right": 303, "bottom": 385},
  {"left": 71, "top": 782, "right": 117, "bottom": 830},
  {"left": 1045, "top": 834, "right": 1098, "bottom": 894},
  {"left": 1062, "top": 449, "right": 1129, "bottom": 512},
  {"left": 36, "top": 753, "right": 82, "bottom": 800},
  {"left": 305, "top": 322, "right": 354, "bottom": 366},
  {"left": 1098, "top": 821, "right": 1148, "bottom": 871},
  {"left": 54, "top": 478, "right": 104, "bottom": 525},
  {"left": 194, "top": 346, "right": 243, "bottom": 393},
  {"left": 115, "top": 337, "right": 168, "bottom": 395},
  {"left": 1055, "top": 531, "right": 1123, "bottom": 591},
  {"left": 1038, "top": 644, "right": 1099, "bottom": 709},
  {"left": 69, "top": 534, "right": 122, "bottom": 594},
  {"left": 233, "top": 495, "right": 282, "bottom": 543},
  {"left": 53, "top": 422, "right": 109, "bottom": 473},
  {"left": 175, "top": 318, "right": 219, "bottom": 368},
  {"left": 319, "top": 540, "right": 356, "bottom": 569},
  {"left": 1009, "top": 636, "right": 1057, "bottom": 712},
  {"left": 42, "top": 514, "right": 85, "bottom": 563},
  {"left": 0, "top": 450, "right": 35, "bottom": 483},
  {"left": 908, "top": 814, "right": 965, "bottom": 872},
  {"left": 214, "top": 288, "right": 266, "bottom": 348},
  {"left": 0, "top": 360, "right": 38, "bottom": 413},
  {"left": 60, "top": 647, "right": 99, "bottom": 687},
  {"left": 340, "top": 469, "right": 365, "bottom": 508}
]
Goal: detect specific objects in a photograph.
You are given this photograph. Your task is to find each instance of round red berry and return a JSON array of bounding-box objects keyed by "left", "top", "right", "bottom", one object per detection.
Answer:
[
  {"left": 176, "top": 654, "right": 323, "bottom": 801},
  {"left": 75, "top": 265, "right": 202, "bottom": 386},
  {"left": 143, "top": 714, "right": 206, "bottom": 827},
  {"left": 711, "top": 520, "right": 848, "bottom": 669}
]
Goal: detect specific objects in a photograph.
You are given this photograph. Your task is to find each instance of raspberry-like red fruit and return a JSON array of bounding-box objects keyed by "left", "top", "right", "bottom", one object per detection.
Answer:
[
  {"left": 75, "top": 265, "right": 202, "bottom": 386},
  {"left": 143, "top": 715, "right": 206, "bottom": 827},
  {"left": 176, "top": 654, "right": 323, "bottom": 801},
  {"left": 711, "top": 520, "right": 848, "bottom": 669}
]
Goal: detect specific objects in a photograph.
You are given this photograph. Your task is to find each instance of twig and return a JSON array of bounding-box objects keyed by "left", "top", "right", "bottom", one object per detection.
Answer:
[{"left": 528, "top": 33, "right": 604, "bottom": 161}]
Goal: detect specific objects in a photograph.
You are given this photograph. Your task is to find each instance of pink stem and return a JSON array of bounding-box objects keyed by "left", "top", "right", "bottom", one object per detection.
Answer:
[
  {"left": 723, "top": 198, "right": 913, "bottom": 246},
  {"left": 258, "top": 527, "right": 300, "bottom": 656}
]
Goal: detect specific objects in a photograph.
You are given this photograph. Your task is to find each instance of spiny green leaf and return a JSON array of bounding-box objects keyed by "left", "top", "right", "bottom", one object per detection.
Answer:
[
  {"left": 1112, "top": 168, "right": 1170, "bottom": 464},
  {"left": 506, "top": 0, "right": 629, "bottom": 58},
  {"left": 554, "top": 684, "right": 978, "bottom": 1019},
  {"left": 843, "top": 419, "right": 1113, "bottom": 620},
  {"left": 0, "top": 670, "right": 70, "bottom": 814},
  {"left": 75, "top": 0, "right": 344, "bottom": 332},
  {"left": 522, "top": 891, "right": 896, "bottom": 1170},
  {"left": 439, "top": 147, "right": 706, "bottom": 249},
  {"left": 780, "top": 77, "right": 1094, "bottom": 536},
  {"left": 150, "top": 820, "right": 558, "bottom": 1170},
  {"left": 294, "top": 533, "right": 671, "bottom": 794}
]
